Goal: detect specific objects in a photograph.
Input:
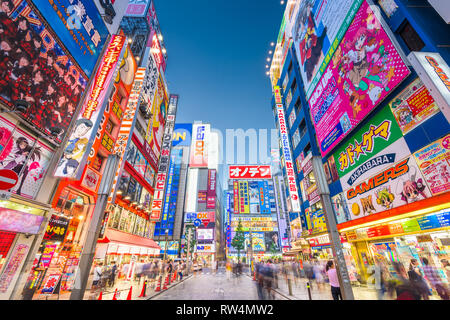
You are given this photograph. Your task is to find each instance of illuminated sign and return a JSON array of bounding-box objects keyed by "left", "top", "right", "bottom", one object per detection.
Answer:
[
  {"left": 190, "top": 124, "right": 209, "bottom": 167},
  {"left": 54, "top": 35, "right": 126, "bottom": 179},
  {"left": 108, "top": 67, "right": 146, "bottom": 204},
  {"left": 229, "top": 165, "right": 272, "bottom": 179}
]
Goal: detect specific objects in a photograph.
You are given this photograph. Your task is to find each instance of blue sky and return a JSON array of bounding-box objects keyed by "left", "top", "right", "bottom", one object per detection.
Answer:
[{"left": 155, "top": 0, "right": 285, "bottom": 136}]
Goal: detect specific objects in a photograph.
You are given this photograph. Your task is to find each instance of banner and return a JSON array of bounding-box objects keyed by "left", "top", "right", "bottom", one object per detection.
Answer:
[
  {"left": 150, "top": 94, "right": 178, "bottom": 221},
  {"left": 388, "top": 78, "right": 440, "bottom": 134},
  {"left": 0, "top": 208, "right": 43, "bottom": 234},
  {"left": 196, "top": 228, "right": 214, "bottom": 241},
  {"left": 207, "top": 169, "right": 216, "bottom": 209},
  {"left": 292, "top": 0, "right": 364, "bottom": 98},
  {"left": 332, "top": 193, "right": 351, "bottom": 224},
  {"left": 0, "top": 244, "right": 29, "bottom": 293},
  {"left": 274, "top": 86, "right": 301, "bottom": 212},
  {"left": 0, "top": 0, "right": 89, "bottom": 141},
  {"left": 54, "top": 35, "right": 126, "bottom": 179},
  {"left": 345, "top": 156, "right": 432, "bottom": 221},
  {"left": 413, "top": 134, "right": 450, "bottom": 195},
  {"left": 228, "top": 165, "right": 272, "bottom": 179},
  {"left": 244, "top": 232, "right": 266, "bottom": 252},
  {"left": 233, "top": 181, "right": 239, "bottom": 213},
  {"left": 264, "top": 231, "right": 280, "bottom": 252},
  {"left": 308, "top": 1, "right": 410, "bottom": 156},
  {"left": 332, "top": 104, "right": 411, "bottom": 190},
  {"left": 238, "top": 181, "right": 250, "bottom": 214},
  {"left": 249, "top": 182, "right": 260, "bottom": 213},
  {"left": 190, "top": 124, "right": 209, "bottom": 167}
]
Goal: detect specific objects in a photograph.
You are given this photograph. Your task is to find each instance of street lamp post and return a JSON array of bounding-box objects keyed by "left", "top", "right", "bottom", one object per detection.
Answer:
[{"left": 186, "top": 226, "right": 192, "bottom": 275}]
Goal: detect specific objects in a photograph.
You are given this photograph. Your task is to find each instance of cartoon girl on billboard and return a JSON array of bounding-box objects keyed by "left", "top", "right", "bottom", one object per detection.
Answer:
[
  {"left": 397, "top": 167, "right": 428, "bottom": 204},
  {"left": 376, "top": 187, "right": 395, "bottom": 209}
]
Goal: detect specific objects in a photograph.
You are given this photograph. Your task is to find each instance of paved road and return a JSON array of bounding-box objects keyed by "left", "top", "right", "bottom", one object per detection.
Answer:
[{"left": 150, "top": 267, "right": 287, "bottom": 300}]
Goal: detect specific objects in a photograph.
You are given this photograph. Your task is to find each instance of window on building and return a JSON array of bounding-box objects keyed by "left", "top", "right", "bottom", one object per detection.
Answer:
[
  {"left": 291, "top": 78, "right": 297, "bottom": 94},
  {"left": 299, "top": 119, "right": 307, "bottom": 138},
  {"left": 398, "top": 21, "right": 425, "bottom": 52},
  {"left": 304, "top": 143, "right": 311, "bottom": 157},
  {"left": 287, "top": 61, "right": 293, "bottom": 76},
  {"left": 294, "top": 97, "right": 301, "bottom": 113}
]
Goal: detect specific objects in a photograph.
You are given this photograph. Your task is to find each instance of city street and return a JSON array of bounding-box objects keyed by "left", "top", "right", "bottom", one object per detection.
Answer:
[{"left": 151, "top": 267, "right": 287, "bottom": 300}]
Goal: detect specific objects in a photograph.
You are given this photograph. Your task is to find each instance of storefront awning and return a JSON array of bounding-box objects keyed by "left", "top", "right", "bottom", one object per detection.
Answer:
[{"left": 98, "top": 229, "right": 160, "bottom": 249}]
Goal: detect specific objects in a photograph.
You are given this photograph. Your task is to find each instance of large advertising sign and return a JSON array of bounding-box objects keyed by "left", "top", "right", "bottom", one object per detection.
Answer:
[
  {"left": 0, "top": 207, "right": 43, "bottom": 234},
  {"left": 150, "top": 31, "right": 166, "bottom": 73},
  {"left": 0, "top": 244, "right": 29, "bottom": 293},
  {"left": 258, "top": 181, "right": 270, "bottom": 214},
  {"left": 32, "top": 0, "right": 109, "bottom": 77},
  {"left": 207, "top": 169, "right": 216, "bottom": 209},
  {"left": 413, "top": 134, "right": 450, "bottom": 196},
  {"left": 0, "top": 0, "right": 88, "bottom": 142},
  {"left": 172, "top": 124, "right": 192, "bottom": 147},
  {"left": 43, "top": 214, "right": 69, "bottom": 242},
  {"left": 196, "top": 243, "right": 215, "bottom": 253},
  {"left": 140, "top": 53, "right": 159, "bottom": 115},
  {"left": 345, "top": 156, "right": 432, "bottom": 221},
  {"left": 264, "top": 231, "right": 280, "bottom": 252},
  {"left": 196, "top": 228, "right": 214, "bottom": 241},
  {"left": 244, "top": 232, "right": 266, "bottom": 252},
  {"left": 228, "top": 165, "right": 272, "bottom": 179},
  {"left": 332, "top": 193, "right": 351, "bottom": 224},
  {"left": 150, "top": 95, "right": 178, "bottom": 221},
  {"left": 0, "top": 117, "right": 53, "bottom": 199},
  {"left": 332, "top": 104, "right": 411, "bottom": 190},
  {"left": 190, "top": 124, "right": 209, "bottom": 168},
  {"left": 274, "top": 87, "right": 301, "bottom": 212},
  {"left": 125, "top": 0, "right": 151, "bottom": 17},
  {"left": 308, "top": 1, "right": 410, "bottom": 157},
  {"left": 184, "top": 212, "right": 215, "bottom": 224},
  {"left": 54, "top": 35, "right": 126, "bottom": 179},
  {"left": 388, "top": 78, "right": 440, "bottom": 135},
  {"left": 238, "top": 181, "right": 250, "bottom": 214},
  {"left": 292, "top": 0, "right": 363, "bottom": 98},
  {"left": 249, "top": 182, "right": 260, "bottom": 213}
]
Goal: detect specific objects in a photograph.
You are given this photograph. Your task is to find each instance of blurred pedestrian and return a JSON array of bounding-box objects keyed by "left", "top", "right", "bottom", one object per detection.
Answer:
[
  {"left": 392, "top": 262, "right": 421, "bottom": 300},
  {"left": 422, "top": 257, "right": 449, "bottom": 300},
  {"left": 441, "top": 259, "right": 450, "bottom": 280},
  {"left": 226, "top": 260, "right": 232, "bottom": 280},
  {"left": 326, "top": 260, "right": 342, "bottom": 300},
  {"left": 408, "top": 259, "right": 430, "bottom": 300},
  {"left": 109, "top": 261, "right": 117, "bottom": 287},
  {"left": 313, "top": 259, "right": 325, "bottom": 291},
  {"left": 264, "top": 260, "right": 275, "bottom": 300}
]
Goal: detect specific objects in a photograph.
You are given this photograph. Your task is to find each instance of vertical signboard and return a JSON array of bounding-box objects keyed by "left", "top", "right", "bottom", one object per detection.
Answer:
[
  {"left": 54, "top": 35, "right": 126, "bottom": 179},
  {"left": 107, "top": 67, "right": 147, "bottom": 205},
  {"left": 233, "top": 181, "right": 239, "bottom": 214},
  {"left": 308, "top": 1, "right": 410, "bottom": 156},
  {"left": 206, "top": 169, "right": 216, "bottom": 209},
  {"left": 190, "top": 124, "right": 209, "bottom": 168},
  {"left": 274, "top": 86, "right": 301, "bottom": 212},
  {"left": 150, "top": 94, "right": 178, "bottom": 221},
  {"left": 238, "top": 181, "right": 250, "bottom": 214}
]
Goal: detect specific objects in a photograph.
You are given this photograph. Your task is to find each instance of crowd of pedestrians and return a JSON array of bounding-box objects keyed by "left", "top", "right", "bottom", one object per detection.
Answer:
[{"left": 250, "top": 257, "right": 449, "bottom": 300}]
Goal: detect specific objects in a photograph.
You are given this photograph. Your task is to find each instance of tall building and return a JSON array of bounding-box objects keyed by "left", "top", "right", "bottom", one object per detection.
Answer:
[{"left": 269, "top": 0, "right": 450, "bottom": 289}]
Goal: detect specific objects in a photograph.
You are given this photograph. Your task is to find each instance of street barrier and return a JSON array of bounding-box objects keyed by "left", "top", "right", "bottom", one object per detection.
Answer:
[
  {"left": 97, "top": 291, "right": 103, "bottom": 300},
  {"left": 126, "top": 286, "right": 133, "bottom": 300},
  {"left": 139, "top": 280, "right": 147, "bottom": 298},
  {"left": 112, "top": 288, "right": 118, "bottom": 300}
]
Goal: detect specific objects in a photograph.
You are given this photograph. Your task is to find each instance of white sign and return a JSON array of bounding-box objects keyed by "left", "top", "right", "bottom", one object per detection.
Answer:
[
  {"left": 196, "top": 244, "right": 215, "bottom": 253},
  {"left": 408, "top": 51, "right": 450, "bottom": 124}
]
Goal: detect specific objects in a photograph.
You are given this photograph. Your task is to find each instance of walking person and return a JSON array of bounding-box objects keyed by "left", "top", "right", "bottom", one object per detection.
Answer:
[
  {"left": 422, "top": 257, "right": 449, "bottom": 300},
  {"left": 408, "top": 259, "right": 430, "bottom": 300},
  {"left": 326, "top": 260, "right": 342, "bottom": 300},
  {"left": 109, "top": 261, "right": 117, "bottom": 287}
]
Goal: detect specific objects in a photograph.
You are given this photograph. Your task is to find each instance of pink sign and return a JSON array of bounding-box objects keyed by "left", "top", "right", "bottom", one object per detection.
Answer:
[
  {"left": 309, "top": 1, "right": 410, "bottom": 156},
  {"left": 0, "top": 244, "right": 29, "bottom": 292},
  {"left": 0, "top": 208, "right": 44, "bottom": 234}
]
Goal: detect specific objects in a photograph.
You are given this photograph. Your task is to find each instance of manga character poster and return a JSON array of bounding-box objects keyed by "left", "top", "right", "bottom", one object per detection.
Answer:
[
  {"left": 413, "top": 134, "right": 450, "bottom": 196},
  {"left": 309, "top": 1, "right": 410, "bottom": 157},
  {"left": 0, "top": 0, "right": 88, "bottom": 142},
  {"left": 292, "top": 0, "right": 363, "bottom": 98},
  {"left": 264, "top": 231, "right": 280, "bottom": 252},
  {"left": 0, "top": 117, "right": 51, "bottom": 199}
]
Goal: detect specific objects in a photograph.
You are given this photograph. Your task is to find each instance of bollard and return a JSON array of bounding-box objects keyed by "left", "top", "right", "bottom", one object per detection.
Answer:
[
  {"left": 288, "top": 278, "right": 293, "bottom": 296},
  {"left": 306, "top": 282, "right": 312, "bottom": 300}
]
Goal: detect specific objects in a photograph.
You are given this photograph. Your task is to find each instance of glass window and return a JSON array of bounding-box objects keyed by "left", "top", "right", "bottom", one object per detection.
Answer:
[
  {"left": 288, "top": 109, "right": 296, "bottom": 128},
  {"left": 399, "top": 21, "right": 425, "bottom": 52},
  {"left": 292, "top": 129, "right": 301, "bottom": 148},
  {"left": 118, "top": 171, "right": 131, "bottom": 195}
]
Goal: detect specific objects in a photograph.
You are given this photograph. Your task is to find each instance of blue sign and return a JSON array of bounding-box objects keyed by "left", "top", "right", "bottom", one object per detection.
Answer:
[
  {"left": 417, "top": 215, "right": 441, "bottom": 230},
  {"left": 32, "top": 0, "right": 110, "bottom": 77},
  {"left": 172, "top": 124, "right": 192, "bottom": 147},
  {"left": 194, "top": 219, "right": 202, "bottom": 227}
]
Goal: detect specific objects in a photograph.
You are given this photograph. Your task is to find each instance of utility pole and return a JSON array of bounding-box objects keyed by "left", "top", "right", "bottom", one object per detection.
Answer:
[
  {"left": 249, "top": 231, "right": 253, "bottom": 275},
  {"left": 186, "top": 226, "right": 192, "bottom": 275},
  {"left": 70, "top": 155, "right": 119, "bottom": 300},
  {"left": 311, "top": 156, "right": 354, "bottom": 300}
]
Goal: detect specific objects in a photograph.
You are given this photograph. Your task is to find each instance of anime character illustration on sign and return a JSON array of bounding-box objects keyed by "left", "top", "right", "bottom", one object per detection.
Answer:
[
  {"left": 294, "top": 0, "right": 328, "bottom": 83},
  {"left": 352, "top": 195, "right": 376, "bottom": 217},
  {"left": 398, "top": 170, "right": 427, "bottom": 204},
  {"left": 376, "top": 186, "right": 395, "bottom": 209}
]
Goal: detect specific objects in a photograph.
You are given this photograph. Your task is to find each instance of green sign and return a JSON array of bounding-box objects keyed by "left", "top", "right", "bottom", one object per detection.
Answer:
[
  {"left": 332, "top": 104, "right": 404, "bottom": 178},
  {"left": 401, "top": 219, "right": 421, "bottom": 233}
]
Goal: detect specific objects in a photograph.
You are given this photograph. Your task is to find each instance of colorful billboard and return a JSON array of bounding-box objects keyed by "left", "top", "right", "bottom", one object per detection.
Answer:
[
  {"left": 292, "top": 0, "right": 363, "bottom": 98},
  {"left": 172, "top": 124, "right": 192, "bottom": 147},
  {"left": 238, "top": 181, "right": 250, "bottom": 214},
  {"left": 228, "top": 165, "right": 272, "bottom": 179},
  {"left": 308, "top": 1, "right": 410, "bottom": 157},
  {"left": 197, "top": 228, "right": 214, "bottom": 241},
  {"left": 388, "top": 78, "right": 440, "bottom": 134},
  {"left": 331, "top": 104, "right": 412, "bottom": 190},
  {"left": 345, "top": 156, "right": 432, "bottom": 221},
  {"left": 0, "top": 0, "right": 88, "bottom": 141},
  {"left": 233, "top": 181, "right": 239, "bottom": 214},
  {"left": 332, "top": 193, "right": 351, "bottom": 224},
  {"left": 32, "top": 0, "right": 109, "bottom": 77},
  {"left": 413, "top": 134, "right": 450, "bottom": 196},
  {"left": 249, "top": 182, "right": 260, "bottom": 213},
  {"left": 43, "top": 214, "right": 69, "bottom": 242},
  {"left": 125, "top": 0, "right": 151, "bottom": 17},
  {"left": 54, "top": 35, "right": 126, "bottom": 179},
  {"left": 264, "top": 231, "right": 280, "bottom": 252},
  {"left": 190, "top": 124, "right": 209, "bottom": 167},
  {"left": 0, "top": 207, "right": 43, "bottom": 234}
]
